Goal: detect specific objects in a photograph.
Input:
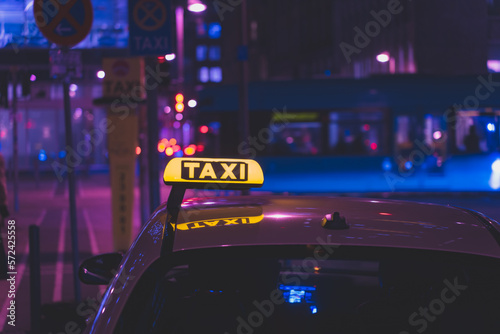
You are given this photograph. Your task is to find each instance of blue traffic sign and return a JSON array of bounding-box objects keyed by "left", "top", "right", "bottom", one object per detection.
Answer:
[{"left": 129, "top": 0, "right": 173, "bottom": 56}]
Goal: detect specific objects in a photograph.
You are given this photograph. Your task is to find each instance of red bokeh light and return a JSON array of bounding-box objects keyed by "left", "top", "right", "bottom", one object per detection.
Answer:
[{"left": 199, "top": 125, "right": 209, "bottom": 134}]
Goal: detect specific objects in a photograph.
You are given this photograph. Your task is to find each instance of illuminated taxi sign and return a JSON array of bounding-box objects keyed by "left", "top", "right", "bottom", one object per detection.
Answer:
[
  {"left": 173, "top": 215, "right": 264, "bottom": 231},
  {"left": 163, "top": 158, "right": 264, "bottom": 189}
]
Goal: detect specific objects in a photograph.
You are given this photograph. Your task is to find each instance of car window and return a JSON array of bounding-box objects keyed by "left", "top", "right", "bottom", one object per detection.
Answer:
[{"left": 113, "top": 246, "right": 500, "bottom": 334}]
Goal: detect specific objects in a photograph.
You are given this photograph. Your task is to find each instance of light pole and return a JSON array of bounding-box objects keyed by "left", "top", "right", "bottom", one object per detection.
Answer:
[
  {"left": 239, "top": 0, "right": 249, "bottom": 157},
  {"left": 376, "top": 52, "right": 395, "bottom": 74}
]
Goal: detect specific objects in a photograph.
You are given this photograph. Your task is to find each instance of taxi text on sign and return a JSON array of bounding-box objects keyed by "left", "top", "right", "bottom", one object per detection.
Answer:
[
  {"left": 102, "top": 57, "right": 145, "bottom": 251},
  {"left": 163, "top": 158, "right": 264, "bottom": 189},
  {"left": 33, "top": 0, "right": 93, "bottom": 47},
  {"left": 128, "top": 0, "right": 173, "bottom": 56}
]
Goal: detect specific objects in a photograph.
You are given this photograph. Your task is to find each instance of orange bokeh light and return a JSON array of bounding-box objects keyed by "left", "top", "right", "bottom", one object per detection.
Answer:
[
  {"left": 184, "top": 146, "right": 196, "bottom": 156},
  {"left": 158, "top": 142, "right": 166, "bottom": 153},
  {"left": 175, "top": 102, "right": 184, "bottom": 112}
]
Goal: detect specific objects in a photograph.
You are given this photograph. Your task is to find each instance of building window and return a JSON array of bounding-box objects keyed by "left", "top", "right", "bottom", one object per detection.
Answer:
[
  {"left": 208, "top": 46, "right": 221, "bottom": 61},
  {"left": 208, "top": 23, "right": 221, "bottom": 39},
  {"left": 197, "top": 22, "right": 207, "bottom": 37},
  {"left": 455, "top": 110, "right": 500, "bottom": 154},
  {"left": 209, "top": 67, "right": 222, "bottom": 82},
  {"left": 198, "top": 67, "right": 209, "bottom": 82},
  {"left": 196, "top": 45, "right": 207, "bottom": 61},
  {"left": 329, "top": 111, "right": 387, "bottom": 156},
  {"left": 265, "top": 117, "right": 322, "bottom": 156}
]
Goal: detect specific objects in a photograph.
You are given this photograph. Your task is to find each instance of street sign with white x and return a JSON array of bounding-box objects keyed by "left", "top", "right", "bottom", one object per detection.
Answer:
[{"left": 128, "top": 0, "right": 173, "bottom": 56}]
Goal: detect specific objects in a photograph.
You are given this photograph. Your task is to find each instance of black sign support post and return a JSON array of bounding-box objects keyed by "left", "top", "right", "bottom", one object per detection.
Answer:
[{"left": 62, "top": 49, "right": 81, "bottom": 303}]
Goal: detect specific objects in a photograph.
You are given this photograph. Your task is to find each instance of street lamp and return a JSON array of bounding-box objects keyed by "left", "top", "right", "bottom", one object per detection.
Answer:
[
  {"left": 187, "top": 0, "right": 206, "bottom": 12},
  {"left": 376, "top": 52, "right": 396, "bottom": 74},
  {"left": 165, "top": 53, "right": 176, "bottom": 61},
  {"left": 376, "top": 52, "right": 390, "bottom": 63}
]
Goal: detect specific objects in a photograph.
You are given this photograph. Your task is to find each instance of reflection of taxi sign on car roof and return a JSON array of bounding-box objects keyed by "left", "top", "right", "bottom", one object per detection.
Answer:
[
  {"left": 173, "top": 214, "right": 265, "bottom": 231},
  {"left": 163, "top": 158, "right": 264, "bottom": 189}
]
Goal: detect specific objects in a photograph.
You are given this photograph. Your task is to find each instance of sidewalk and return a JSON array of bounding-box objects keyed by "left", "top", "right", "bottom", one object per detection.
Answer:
[{"left": 0, "top": 174, "right": 141, "bottom": 333}]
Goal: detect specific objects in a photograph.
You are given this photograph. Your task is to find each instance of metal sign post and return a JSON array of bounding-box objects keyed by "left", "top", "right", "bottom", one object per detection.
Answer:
[
  {"left": 146, "top": 57, "right": 160, "bottom": 213},
  {"left": 11, "top": 68, "right": 19, "bottom": 212},
  {"left": 128, "top": 0, "right": 173, "bottom": 211},
  {"left": 34, "top": 0, "right": 93, "bottom": 303},
  {"left": 62, "top": 61, "right": 81, "bottom": 302}
]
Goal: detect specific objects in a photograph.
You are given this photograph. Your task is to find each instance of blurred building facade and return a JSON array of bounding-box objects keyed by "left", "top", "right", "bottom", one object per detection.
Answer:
[
  {"left": 0, "top": 0, "right": 499, "bottom": 172},
  {"left": 201, "top": 0, "right": 493, "bottom": 82}
]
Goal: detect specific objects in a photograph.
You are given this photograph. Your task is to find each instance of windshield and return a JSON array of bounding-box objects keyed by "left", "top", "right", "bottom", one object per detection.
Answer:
[{"left": 113, "top": 246, "right": 500, "bottom": 334}]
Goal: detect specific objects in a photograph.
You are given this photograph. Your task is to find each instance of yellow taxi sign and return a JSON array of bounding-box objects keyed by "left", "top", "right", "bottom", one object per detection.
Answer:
[
  {"left": 172, "top": 214, "right": 264, "bottom": 231},
  {"left": 163, "top": 158, "right": 264, "bottom": 189}
]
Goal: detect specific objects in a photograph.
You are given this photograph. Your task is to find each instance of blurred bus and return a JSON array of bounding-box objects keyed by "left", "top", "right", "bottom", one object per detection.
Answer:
[{"left": 196, "top": 75, "right": 500, "bottom": 191}]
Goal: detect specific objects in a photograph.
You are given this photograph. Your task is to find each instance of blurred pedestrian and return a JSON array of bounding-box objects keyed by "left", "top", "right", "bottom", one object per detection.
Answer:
[
  {"left": 0, "top": 152, "right": 9, "bottom": 279},
  {"left": 464, "top": 125, "right": 480, "bottom": 153}
]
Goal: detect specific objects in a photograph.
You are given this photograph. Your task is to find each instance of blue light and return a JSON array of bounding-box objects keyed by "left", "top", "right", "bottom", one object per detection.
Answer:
[
  {"left": 310, "top": 306, "right": 318, "bottom": 314},
  {"left": 199, "top": 67, "right": 209, "bottom": 83},
  {"left": 38, "top": 150, "right": 47, "bottom": 162},
  {"left": 280, "top": 285, "right": 316, "bottom": 291},
  {"left": 288, "top": 290, "right": 305, "bottom": 303},
  {"left": 209, "top": 122, "right": 221, "bottom": 130},
  {"left": 324, "top": 70, "right": 331, "bottom": 76},
  {"left": 404, "top": 161, "right": 413, "bottom": 170},
  {"left": 487, "top": 123, "right": 496, "bottom": 132},
  {"left": 196, "top": 45, "right": 207, "bottom": 61},
  {"left": 492, "top": 159, "right": 500, "bottom": 173},
  {"left": 58, "top": 150, "right": 67, "bottom": 159},
  {"left": 209, "top": 67, "right": 223, "bottom": 82},
  {"left": 174, "top": 150, "right": 184, "bottom": 158},
  {"left": 382, "top": 158, "right": 392, "bottom": 171},
  {"left": 208, "top": 23, "right": 221, "bottom": 39},
  {"left": 208, "top": 46, "right": 221, "bottom": 61}
]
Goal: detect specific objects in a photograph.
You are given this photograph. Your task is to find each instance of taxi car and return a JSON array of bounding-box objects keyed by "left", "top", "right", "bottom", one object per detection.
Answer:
[{"left": 80, "top": 158, "right": 500, "bottom": 334}]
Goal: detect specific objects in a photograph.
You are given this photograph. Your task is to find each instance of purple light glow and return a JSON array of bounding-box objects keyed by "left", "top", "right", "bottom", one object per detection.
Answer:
[
  {"left": 487, "top": 60, "right": 500, "bottom": 72},
  {"left": 433, "top": 131, "right": 442, "bottom": 140},
  {"left": 266, "top": 214, "right": 293, "bottom": 219}
]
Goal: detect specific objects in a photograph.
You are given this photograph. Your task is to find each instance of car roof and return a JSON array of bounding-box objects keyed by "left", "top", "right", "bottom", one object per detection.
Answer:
[{"left": 171, "top": 196, "right": 500, "bottom": 259}]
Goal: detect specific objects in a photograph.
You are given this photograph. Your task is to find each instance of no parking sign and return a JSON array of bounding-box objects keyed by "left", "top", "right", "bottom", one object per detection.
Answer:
[{"left": 34, "top": 0, "right": 93, "bottom": 47}]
